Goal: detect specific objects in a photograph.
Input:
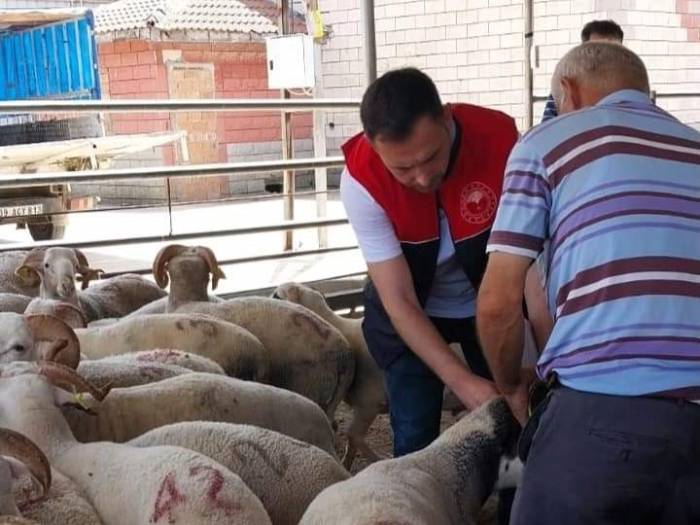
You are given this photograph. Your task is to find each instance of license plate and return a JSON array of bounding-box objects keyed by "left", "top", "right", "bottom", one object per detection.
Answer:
[{"left": 0, "top": 203, "right": 43, "bottom": 218}]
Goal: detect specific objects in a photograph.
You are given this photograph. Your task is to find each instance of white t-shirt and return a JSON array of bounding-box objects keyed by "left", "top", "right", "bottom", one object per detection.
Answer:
[{"left": 340, "top": 168, "right": 476, "bottom": 319}]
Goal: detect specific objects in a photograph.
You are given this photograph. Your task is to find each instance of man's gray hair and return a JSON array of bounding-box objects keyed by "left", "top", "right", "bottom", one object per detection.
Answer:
[{"left": 551, "top": 42, "right": 650, "bottom": 108}]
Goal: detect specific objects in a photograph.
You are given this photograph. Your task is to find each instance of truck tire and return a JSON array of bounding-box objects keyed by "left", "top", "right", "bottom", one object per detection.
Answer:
[{"left": 28, "top": 220, "right": 66, "bottom": 241}]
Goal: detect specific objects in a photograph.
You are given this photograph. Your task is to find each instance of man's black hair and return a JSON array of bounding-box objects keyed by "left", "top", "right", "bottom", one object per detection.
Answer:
[
  {"left": 581, "top": 20, "right": 624, "bottom": 42},
  {"left": 360, "top": 68, "right": 443, "bottom": 142}
]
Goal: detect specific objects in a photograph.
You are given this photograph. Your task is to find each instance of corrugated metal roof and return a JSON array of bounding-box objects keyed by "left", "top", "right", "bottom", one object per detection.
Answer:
[{"left": 95, "top": 0, "right": 280, "bottom": 35}]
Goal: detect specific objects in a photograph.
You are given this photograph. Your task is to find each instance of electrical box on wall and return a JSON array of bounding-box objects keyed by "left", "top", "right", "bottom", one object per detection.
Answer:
[{"left": 266, "top": 34, "right": 315, "bottom": 90}]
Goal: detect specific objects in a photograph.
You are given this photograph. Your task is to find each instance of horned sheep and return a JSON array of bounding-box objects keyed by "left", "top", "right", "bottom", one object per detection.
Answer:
[{"left": 0, "top": 362, "right": 272, "bottom": 525}]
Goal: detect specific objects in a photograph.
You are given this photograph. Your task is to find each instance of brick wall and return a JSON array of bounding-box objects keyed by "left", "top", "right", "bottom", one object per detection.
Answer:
[
  {"left": 96, "top": 38, "right": 315, "bottom": 203},
  {"left": 318, "top": 0, "right": 700, "bottom": 135}
]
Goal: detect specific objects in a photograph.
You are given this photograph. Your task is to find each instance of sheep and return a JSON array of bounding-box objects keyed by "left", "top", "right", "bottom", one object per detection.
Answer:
[
  {"left": 24, "top": 299, "right": 86, "bottom": 329},
  {"left": 12, "top": 466, "right": 103, "bottom": 525},
  {"left": 300, "top": 398, "right": 518, "bottom": 525},
  {"left": 0, "top": 362, "right": 272, "bottom": 525},
  {"left": 152, "top": 244, "right": 226, "bottom": 311},
  {"left": 175, "top": 299, "right": 355, "bottom": 421},
  {"left": 77, "top": 350, "right": 225, "bottom": 389},
  {"left": 129, "top": 422, "right": 350, "bottom": 525},
  {"left": 62, "top": 372, "right": 337, "bottom": 456},
  {"left": 88, "top": 349, "right": 225, "bottom": 375},
  {"left": 0, "top": 428, "right": 51, "bottom": 518},
  {"left": 273, "top": 282, "right": 386, "bottom": 468},
  {"left": 76, "top": 314, "right": 268, "bottom": 381},
  {"left": 15, "top": 249, "right": 166, "bottom": 322},
  {"left": 0, "top": 313, "right": 80, "bottom": 369},
  {"left": 0, "top": 252, "right": 38, "bottom": 297},
  {"left": 0, "top": 295, "right": 32, "bottom": 315}
]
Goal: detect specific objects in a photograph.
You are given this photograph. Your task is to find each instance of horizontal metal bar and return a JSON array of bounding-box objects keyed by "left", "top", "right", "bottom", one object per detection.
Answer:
[
  {"left": 0, "top": 157, "right": 345, "bottom": 187},
  {"left": 220, "top": 270, "right": 368, "bottom": 299},
  {"left": 654, "top": 92, "right": 700, "bottom": 99},
  {"left": 101, "top": 245, "right": 360, "bottom": 279},
  {"left": 21, "top": 188, "right": 342, "bottom": 218},
  {"left": 0, "top": 216, "right": 350, "bottom": 252},
  {"left": 0, "top": 98, "right": 361, "bottom": 114},
  {"left": 533, "top": 95, "right": 549, "bottom": 102}
]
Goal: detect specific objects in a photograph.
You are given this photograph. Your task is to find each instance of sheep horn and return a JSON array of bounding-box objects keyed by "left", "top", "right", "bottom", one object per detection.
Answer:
[
  {"left": 38, "top": 361, "right": 110, "bottom": 401},
  {"left": 14, "top": 248, "right": 46, "bottom": 287},
  {"left": 152, "top": 244, "right": 188, "bottom": 289},
  {"left": 26, "top": 315, "right": 80, "bottom": 369},
  {"left": 73, "top": 250, "right": 103, "bottom": 290},
  {"left": 0, "top": 427, "right": 51, "bottom": 502},
  {"left": 194, "top": 246, "right": 226, "bottom": 290},
  {"left": 52, "top": 303, "right": 87, "bottom": 330}
]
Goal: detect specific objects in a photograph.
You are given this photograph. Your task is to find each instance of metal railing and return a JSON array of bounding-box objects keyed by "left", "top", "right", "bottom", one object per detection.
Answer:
[{"left": 0, "top": 98, "right": 366, "bottom": 296}]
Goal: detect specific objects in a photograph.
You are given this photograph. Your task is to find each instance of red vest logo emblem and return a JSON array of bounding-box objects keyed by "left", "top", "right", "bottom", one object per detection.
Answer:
[{"left": 460, "top": 182, "right": 498, "bottom": 224}]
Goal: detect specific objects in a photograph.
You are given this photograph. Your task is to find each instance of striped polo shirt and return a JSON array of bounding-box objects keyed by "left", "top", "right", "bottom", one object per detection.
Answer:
[{"left": 487, "top": 89, "right": 700, "bottom": 398}]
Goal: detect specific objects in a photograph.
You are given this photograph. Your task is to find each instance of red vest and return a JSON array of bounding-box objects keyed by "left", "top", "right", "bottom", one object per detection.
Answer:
[{"left": 343, "top": 103, "right": 518, "bottom": 367}]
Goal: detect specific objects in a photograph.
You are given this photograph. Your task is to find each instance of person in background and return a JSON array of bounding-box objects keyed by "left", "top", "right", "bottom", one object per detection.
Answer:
[
  {"left": 478, "top": 42, "right": 700, "bottom": 524},
  {"left": 541, "top": 19, "right": 624, "bottom": 122}
]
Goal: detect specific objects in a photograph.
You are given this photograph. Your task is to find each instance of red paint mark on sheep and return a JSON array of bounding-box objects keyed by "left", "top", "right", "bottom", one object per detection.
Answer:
[
  {"left": 291, "top": 312, "right": 331, "bottom": 341},
  {"left": 136, "top": 350, "right": 182, "bottom": 364},
  {"left": 150, "top": 471, "right": 186, "bottom": 523},
  {"left": 189, "top": 465, "right": 240, "bottom": 516}
]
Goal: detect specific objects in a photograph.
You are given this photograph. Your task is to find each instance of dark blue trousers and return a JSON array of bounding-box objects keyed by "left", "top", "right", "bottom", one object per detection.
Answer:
[
  {"left": 512, "top": 386, "right": 700, "bottom": 525},
  {"left": 383, "top": 316, "right": 492, "bottom": 457}
]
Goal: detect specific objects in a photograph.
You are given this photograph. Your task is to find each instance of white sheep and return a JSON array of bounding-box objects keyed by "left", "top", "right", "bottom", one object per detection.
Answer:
[
  {"left": 0, "top": 362, "right": 272, "bottom": 525},
  {"left": 273, "top": 282, "right": 386, "bottom": 468},
  {"left": 0, "top": 295, "right": 32, "bottom": 315},
  {"left": 62, "top": 372, "right": 337, "bottom": 456},
  {"left": 0, "top": 427, "right": 51, "bottom": 519},
  {"left": 0, "top": 313, "right": 80, "bottom": 369},
  {"left": 15, "top": 249, "right": 166, "bottom": 322},
  {"left": 129, "top": 421, "right": 350, "bottom": 525},
  {"left": 175, "top": 299, "right": 355, "bottom": 421},
  {"left": 88, "top": 349, "right": 225, "bottom": 375},
  {"left": 300, "top": 398, "right": 518, "bottom": 525},
  {"left": 76, "top": 314, "right": 268, "bottom": 382},
  {"left": 0, "top": 251, "right": 38, "bottom": 297},
  {"left": 77, "top": 349, "right": 225, "bottom": 389},
  {"left": 23, "top": 299, "right": 86, "bottom": 329}
]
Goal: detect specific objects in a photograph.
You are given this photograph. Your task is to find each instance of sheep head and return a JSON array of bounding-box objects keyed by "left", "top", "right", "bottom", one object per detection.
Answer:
[
  {"left": 272, "top": 282, "right": 329, "bottom": 314},
  {"left": 153, "top": 244, "right": 226, "bottom": 291},
  {"left": 15, "top": 248, "right": 103, "bottom": 300},
  {"left": 0, "top": 428, "right": 51, "bottom": 506},
  {"left": 24, "top": 300, "right": 87, "bottom": 330},
  {"left": 0, "top": 313, "right": 80, "bottom": 369}
]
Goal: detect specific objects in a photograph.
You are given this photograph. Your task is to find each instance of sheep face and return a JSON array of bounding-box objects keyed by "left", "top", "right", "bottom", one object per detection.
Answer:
[
  {"left": 273, "top": 283, "right": 326, "bottom": 312},
  {"left": 0, "top": 315, "right": 34, "bottom": 365},
  {"left": 39, "top": 249, "right": 80, "bottom": 301},
  {"left": 169, "top": 255, "right": 211, "bottom": 292}
]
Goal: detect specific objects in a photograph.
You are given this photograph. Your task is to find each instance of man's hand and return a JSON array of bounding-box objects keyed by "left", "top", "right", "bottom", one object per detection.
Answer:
[
  {"left": 368, "top": 256, "right": 492, "bottom": 408},
  {"left": 502, "top": 367, "right": 537, "bottom": 425},
  {"left": 477, "top": 252, "right": 534, "bottom": 418}
]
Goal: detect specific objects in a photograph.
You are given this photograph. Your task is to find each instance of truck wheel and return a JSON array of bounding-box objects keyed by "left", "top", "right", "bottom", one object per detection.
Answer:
[{"left": 28, "top": 221, "right": 66, "bottom": 241}]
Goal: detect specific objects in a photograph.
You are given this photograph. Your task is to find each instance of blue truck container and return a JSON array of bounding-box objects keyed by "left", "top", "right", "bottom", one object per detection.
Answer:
[{"left": 0, "top": 9, "right": 101, "bottom": 240}]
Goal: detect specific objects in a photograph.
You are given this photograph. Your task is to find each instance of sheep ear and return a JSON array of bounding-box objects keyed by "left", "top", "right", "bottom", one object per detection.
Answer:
[
  {"left": 15, "top": 265, "right": 41, "bottom": 287},
  {"left": 53, "top": 388, "right": 98, "bottom": 415}
]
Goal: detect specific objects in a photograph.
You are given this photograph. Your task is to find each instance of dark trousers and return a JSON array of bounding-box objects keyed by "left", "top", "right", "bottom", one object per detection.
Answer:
[
  {"left": 383, "top": 316, "right": 492, "bottom": 457},
  {"left": 512, "top": 386, "right": 700, "bottom": 525}
]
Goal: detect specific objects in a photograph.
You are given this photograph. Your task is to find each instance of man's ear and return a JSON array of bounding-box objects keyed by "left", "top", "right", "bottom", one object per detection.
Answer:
[{"left": 559, "top": 76, "right": 583, "bottom": 113}]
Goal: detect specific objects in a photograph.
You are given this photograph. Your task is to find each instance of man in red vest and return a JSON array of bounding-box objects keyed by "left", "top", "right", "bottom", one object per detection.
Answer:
[{"left": 341, "top": 68, "right": 520, "bottom": 457}]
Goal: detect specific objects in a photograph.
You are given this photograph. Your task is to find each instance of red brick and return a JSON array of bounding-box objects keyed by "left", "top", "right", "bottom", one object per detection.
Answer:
[
  {"left": 113, "top": 40, "right": 131, "bottom": 53},
  {"left": 110, "top": 67, "right": 133, "bottom": 81},
  {"left": 132, "top": 64, "right": 153, "bottom": 80},
  {"left": 112, "top": 120, "right": 140, "bottom": 135},
  {"left": 138, "top": 119, "right": 169, "bottom": 133},
  {"left": 110, "top": 79, "right": 140, "bottom": 95},
  {"left": 121, "top": 52, "right": 139, "bottom": 66},
  {"left": 101, "top": 53, "right": 121, "bottom": 68},
  {"left": 137, "top": 51, "right": 157, "bottom": 65},
  {"left": 99, "top": 42, "right": 115, "bottom": 55}
]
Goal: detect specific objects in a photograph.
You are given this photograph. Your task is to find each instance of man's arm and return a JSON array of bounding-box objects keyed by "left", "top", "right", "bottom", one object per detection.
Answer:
[
  {"left": 368, "top": 255, "right": 497, "bottom": 410},
  {"left": 477, "top": 252, "right": 534, "bottom": 424}
]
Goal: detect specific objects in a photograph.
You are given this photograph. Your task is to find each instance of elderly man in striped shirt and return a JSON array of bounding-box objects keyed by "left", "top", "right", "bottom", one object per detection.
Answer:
[{"left": 477, "top": 42, "right": 700, "bottom": 524}]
